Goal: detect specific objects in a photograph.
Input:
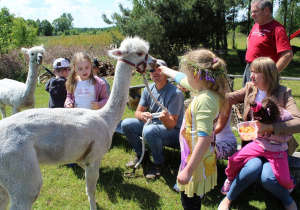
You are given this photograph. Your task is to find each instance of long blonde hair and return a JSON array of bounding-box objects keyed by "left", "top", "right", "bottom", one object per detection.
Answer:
[
  {"left": 180, "top": 49, "right": 229, "bottom": 107},
  {"left": 66, "top": 52, "right": 97, "bottom": 93}
]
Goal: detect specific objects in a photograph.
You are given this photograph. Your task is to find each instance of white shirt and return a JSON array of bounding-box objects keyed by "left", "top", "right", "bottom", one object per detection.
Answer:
[
  {"left": 74, "top": 80, "right": 95, "bottom": 109},
  {"left": 216, "top": 113, "right": 236, "bottom": 143},
  {"left": 255, "top": 89, "right": 267, "bottom": 103}
]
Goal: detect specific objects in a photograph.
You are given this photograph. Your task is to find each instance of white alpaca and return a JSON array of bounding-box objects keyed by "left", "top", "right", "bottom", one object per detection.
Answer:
[
  {"left": 0, "top": 45, "right": 45, "bottom": 118},
  {"left": 0, "top": 37, "right": 155, "bottom": 210}
]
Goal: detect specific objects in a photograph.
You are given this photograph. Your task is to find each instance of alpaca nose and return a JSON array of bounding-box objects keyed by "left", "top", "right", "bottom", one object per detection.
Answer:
[{"left": 38, "top": 56, "right": 43, "bottom": 63}]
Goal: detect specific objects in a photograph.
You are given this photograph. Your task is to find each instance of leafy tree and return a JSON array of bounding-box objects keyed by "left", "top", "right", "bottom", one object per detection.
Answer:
[
  {"left": 40, "top": 19, "right": 53, "bottom": 36},
  {"left": 52, "top": 13, "right": 73, "bottom": 33},
  {"left": 36, "top": 19, "right": 42, "bottom": 36},
  {"left": 276, "top": 0, "right": 300, "bottom": 37},
  {"left": 11, "top": 17, "right": 37, "bottom": 48},
  {"left": 103, "top": 0, "right": 229, "bottom": 66},
  {"left": 26, "top": 19, "right": 39, "bottom": 29},
  {"left": 0, "top": 7, "right": 14, "bottom": 55},
  {"left": 69, "top": 28, "right": 80, "bottom": 35}
]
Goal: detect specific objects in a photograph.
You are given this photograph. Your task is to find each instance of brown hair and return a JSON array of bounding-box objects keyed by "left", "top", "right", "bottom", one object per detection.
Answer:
[
  {"left": 66, "top": 52, "right": 96, "bottom": 93},
  {"left": 180, "top": 49, "right": 229, "bottom": 108},
  {"left": 250, "top": 57, "right": 279, "bottom": 97}
]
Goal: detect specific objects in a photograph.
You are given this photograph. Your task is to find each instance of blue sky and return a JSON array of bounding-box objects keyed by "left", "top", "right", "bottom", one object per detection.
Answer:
[{"left": 0, "top": 0, "right": 133, "bottom": 28}]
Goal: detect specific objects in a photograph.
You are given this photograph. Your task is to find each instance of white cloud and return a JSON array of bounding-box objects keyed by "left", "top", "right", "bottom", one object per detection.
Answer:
[{"left": 0, "top": 0, "right": 132, "bottom": 28}]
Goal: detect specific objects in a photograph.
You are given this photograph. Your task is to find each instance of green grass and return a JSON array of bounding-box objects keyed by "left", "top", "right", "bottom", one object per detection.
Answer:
[
  {"left": 1, "top": 34, "right": 300, "bottom": 209},
  {"left": 1, "top": 77, "right": 299, "bottom": 209}
]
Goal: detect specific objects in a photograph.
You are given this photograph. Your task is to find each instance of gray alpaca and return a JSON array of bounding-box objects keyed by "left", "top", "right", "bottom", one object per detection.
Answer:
[
  {"left": 0, "top": 45, "right": 45, "bottom": 118},
  {"left": 0, "top": 37, "right": 155, "bottom": 210}
]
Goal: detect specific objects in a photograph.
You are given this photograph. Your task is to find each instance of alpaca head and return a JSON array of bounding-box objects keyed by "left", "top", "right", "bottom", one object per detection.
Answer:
[
  {"left": 21, "top": 44, "right": 45, "bottom": 65},
  {"left": 108, "top": 36, "right": 156, "bottom": 72},
  {"left": 250, "top": 98, "right": 280, "bottom": 124}
]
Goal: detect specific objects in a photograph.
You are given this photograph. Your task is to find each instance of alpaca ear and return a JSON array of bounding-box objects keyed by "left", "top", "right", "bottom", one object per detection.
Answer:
[
  {"left": 21, "top": 47, "right": 29, "bottom": 54},
  {"left": 108, "top": 49, "right": 129, "bottom": 58}
]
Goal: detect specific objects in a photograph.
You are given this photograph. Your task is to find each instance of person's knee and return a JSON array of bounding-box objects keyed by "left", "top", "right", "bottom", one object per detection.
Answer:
[
  {"left": 121, "top": 118, "right": 135, "bottom": 132},
  {"left": 260, "top": 168, "right": 276, "bottom": 185},
  {"left": 242, "top": 158, "right": 263, "bottom": 179},
  {"left": 143, "top": 125, "right": 159, "bottom": 139}
]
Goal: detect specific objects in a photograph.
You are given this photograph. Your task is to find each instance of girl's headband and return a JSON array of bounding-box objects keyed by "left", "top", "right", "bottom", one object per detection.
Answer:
[{"left": 181, "top": 58, "right": 225, "bottom": 84}]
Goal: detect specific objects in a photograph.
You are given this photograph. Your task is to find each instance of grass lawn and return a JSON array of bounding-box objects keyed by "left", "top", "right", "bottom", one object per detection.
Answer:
[
  {"left": 0, "top": 35, "right": 299, "bottom": 209},
  {"left": 1, "top": 75, "right": 299, "bottom": 209}
]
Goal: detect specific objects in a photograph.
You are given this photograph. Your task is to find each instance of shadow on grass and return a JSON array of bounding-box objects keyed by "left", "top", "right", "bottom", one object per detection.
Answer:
[
  {"left": 99, "top": 166, "right": 161, "bottom": 209},
  {"left": 62, "top": 164, "right": 161, "bottom": 209},
  {"left": 110, "top": 133, "right": 136, "bottom": 153},
  {"left": 110, "top": 132, "right": 182, "bottom": 189}
]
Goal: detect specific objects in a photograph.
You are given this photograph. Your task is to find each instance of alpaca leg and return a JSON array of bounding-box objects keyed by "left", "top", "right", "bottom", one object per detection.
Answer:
[
  {"left": 0, "top": 185, "right": 9, "bottom": 210},
  {"left": 85, "top": 160, "right": 101, "bottom": 210},
  {"left": 2, "top": 152, "right": 43, "bottom": 209},
  {"left": 11, "top": 107, "right": 20, "bottom": 115},
  {"left": 0, "top": 101, "right": 6, "bottom": 118},
  {"left": 8, "top": 170, "right": 43, "bottom": 209}
]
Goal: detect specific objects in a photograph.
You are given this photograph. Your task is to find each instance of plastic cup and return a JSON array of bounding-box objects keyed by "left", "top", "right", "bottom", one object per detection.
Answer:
[{"left": 237, "top": 121, "right": 258, "bottom": 141}]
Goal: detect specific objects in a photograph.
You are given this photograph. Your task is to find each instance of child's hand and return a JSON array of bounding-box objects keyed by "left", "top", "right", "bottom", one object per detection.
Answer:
[
  {"left": 156, "top": 66, "right": 165, "bottom": 75},
  {"left": 66, "top": 103, "right": 74, "bottom": 108},
  {"left": 256, "top": 121, "right": 274, "bottom": 134},
  {"left": 177, "top": 85, "right": 189, "bottom": 92},
  {"left": 177, "top": 168, "right": 192, "bottom": 185},
  {"left": 91, "top": 102, "right": 100, "bottom": 110}
]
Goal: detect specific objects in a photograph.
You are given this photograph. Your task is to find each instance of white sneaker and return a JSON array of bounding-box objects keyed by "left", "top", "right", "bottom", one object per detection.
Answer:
[{"left": 173, "top": 183, "right": 180, "bottom": 192}]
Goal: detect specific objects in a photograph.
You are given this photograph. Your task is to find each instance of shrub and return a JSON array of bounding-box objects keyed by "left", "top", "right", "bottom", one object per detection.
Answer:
[{"left": 0, "top": 50, "right": 27, "bottom": 81}]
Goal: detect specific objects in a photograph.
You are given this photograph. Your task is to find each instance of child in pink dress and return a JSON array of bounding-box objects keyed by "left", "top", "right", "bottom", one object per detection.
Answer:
[{"left": 222, "top": 98, "right": 295, "bottom": 194}]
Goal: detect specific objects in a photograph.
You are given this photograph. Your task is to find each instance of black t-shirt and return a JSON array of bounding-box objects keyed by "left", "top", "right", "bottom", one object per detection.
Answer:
[{"left": 45, "top": 77, "right": 67, "bottom": 108}]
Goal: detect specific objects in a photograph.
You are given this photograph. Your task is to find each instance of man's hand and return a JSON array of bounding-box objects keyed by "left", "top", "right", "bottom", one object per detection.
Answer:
[
  {"left": 159, "top": 110, "right": 170, "bottom": 122},
  {"left": 159, "top": 110, "right": 178, "bottom": 130},
  {"left": 139, "top": 111, "right": 152, "bottom": 123}
]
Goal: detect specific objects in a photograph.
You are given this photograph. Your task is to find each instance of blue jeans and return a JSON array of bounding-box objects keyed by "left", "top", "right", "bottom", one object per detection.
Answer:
[
  {"left": 227, "top": 157, "right": 294, "bottom": 206},
  {"left": 242, "top": 63, "right": 251, "bottom": 87},
  {"left": 121, "top": 118, "right": 180, "bottom": 164}
]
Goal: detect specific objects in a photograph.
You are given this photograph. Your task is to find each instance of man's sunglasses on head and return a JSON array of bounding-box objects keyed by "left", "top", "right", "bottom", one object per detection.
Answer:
[{"left": 149, "top": 64, "right": 161, "bottom": 73}]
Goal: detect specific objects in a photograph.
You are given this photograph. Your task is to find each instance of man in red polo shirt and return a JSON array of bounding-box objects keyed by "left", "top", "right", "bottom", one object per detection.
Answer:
[{"left": 242, "top": 0, "right": 293, "bottom": 87}]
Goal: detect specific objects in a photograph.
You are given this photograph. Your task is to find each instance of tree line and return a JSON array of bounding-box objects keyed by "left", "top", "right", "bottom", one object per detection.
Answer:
[
  {"left": 103, "top": 0, "right": 300, "bottom": 66},
  {"left": 0, "top": 7, "right": 111, "bottom": 55}
]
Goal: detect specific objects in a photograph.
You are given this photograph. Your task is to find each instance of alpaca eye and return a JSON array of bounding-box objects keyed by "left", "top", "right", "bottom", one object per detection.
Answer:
[
  {"left": 137, "top": 52, "right": 143, "bottom": 56},
  {"left": 31, "top": 53, "right": 35, "bottom": 56}
]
